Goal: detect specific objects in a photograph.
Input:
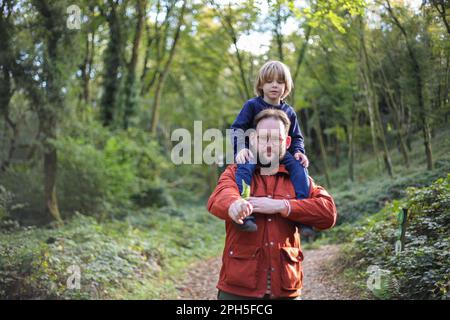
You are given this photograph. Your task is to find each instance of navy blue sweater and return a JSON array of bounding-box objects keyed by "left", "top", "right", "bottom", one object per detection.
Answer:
[{"left": 231, "top": 96, "right": 305, "bottom": 155}]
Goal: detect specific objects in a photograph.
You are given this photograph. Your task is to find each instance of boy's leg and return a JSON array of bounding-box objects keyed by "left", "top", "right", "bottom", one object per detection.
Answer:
[
  {"left": 281, "top": 153, "right": 315, "bottom": 238},
  {"left": 281, "top": 152, "right": 310, "bottom": 199},
  {"left": 235, "top": 163, "right": 257, "bottom": 232},
  {"left": 235, "top": 163, "right": 257, "bottom": 195}
]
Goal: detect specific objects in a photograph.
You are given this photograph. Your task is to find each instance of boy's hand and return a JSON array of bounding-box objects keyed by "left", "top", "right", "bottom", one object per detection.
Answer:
[
  {"left": 294, "top": 152, "right": 309, "bottom": 168},
  {"left": 236, "top": 148, "right": 254, "bottom": 164},
  {"left": 228, "top": 199, "right": 253, "bottom": 224}
]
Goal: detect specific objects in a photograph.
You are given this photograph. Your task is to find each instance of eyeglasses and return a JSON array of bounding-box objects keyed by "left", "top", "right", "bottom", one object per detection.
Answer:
[{"left": 257, "top": 135, "right": 284, "bottom": 145}]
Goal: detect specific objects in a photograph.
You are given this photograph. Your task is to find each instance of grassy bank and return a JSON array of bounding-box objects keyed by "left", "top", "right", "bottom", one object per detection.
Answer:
[
  {"left": 0, "top": 205, "right": 224, "bottom": 299},
  {"left": 312, "top": 127, "right": 450, "bottom": 299},
  {"left": 333, "top": 176, "right": 449, "bottom": 299}
]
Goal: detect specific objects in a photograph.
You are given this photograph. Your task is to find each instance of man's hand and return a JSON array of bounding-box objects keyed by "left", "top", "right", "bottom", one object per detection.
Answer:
[
  {"left": 294, "top": 152, "right": 309, "bottom": 168},
  {"left": 228, "top": 199, "right": 253, "bottom": 224},
  {"left": 247, "top": 197, "right": 288, "bottom": 216},
  {"left": 236, "top": 148, "right": 254, "bottom": 164}
]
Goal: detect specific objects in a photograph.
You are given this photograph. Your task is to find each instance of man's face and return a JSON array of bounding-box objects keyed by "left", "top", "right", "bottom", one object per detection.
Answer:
[{"left": 251, "top": 117, "right": 291, "bottom": 168}]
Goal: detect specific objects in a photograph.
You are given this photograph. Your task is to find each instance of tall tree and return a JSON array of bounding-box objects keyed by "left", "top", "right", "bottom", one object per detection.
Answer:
[
  {"left": 384, "top": 0, "right": 434, "bottom": 170},
  {"left": 32, "top": 0, "right": 78, "bottom": 224},
  {"left": 123, "top": 0, "right": 147, "bottom": 129},
  {"left": 100, "top": 0, "right": 125, "bottom": 127},
  {"left": 209, "top": 0, "right": 258, "bottom": 101},
  {"left": 0, "top": 0, "right": 17, "bottom": 172},
  {"left": 149, "top": 0, "right": 187, "bottom": 135},
  {"left": 359, "top": 16, "right": 393, "bottom": 177}
]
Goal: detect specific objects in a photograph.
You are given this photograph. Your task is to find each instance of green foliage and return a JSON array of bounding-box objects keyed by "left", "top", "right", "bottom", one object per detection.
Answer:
[
  {"left": 0, "top": 125, "right": 173, "bottom": 221},
  {"left": 286, "top": 0, "right": 366, "bottom": 33},
  {"left": 0, "top": 0, "right": 448, "bottom": 301},
  {"left": 338, "top": 175, "right": 450, "bottom": 299},
  {"left": 322, "top": 128, "right": 450, "bottom": 225},
  {"left": 333, "top": 164, "right": 450, "bottom": 224},
  {"left": 0, "top": 164, "right": 46, "bottom": 223},
  {"left": 0, "top": 206, "right": 224, "bottom": 299},
  {"left": 0, "top": 185, "right": 13, "bottom": 220},
  {"left": 55, "top": 128, "right": 173, "bottom": 216},
  {"left": 0, "top": 185, "right": 24, "bottom": 231},
  {"left": 132, "top": 184, "right": 174, "bottom": 209}
]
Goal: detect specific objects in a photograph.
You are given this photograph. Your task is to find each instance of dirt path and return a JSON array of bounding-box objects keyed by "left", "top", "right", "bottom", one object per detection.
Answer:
[
  {"left": 176, "top": 244, "right": 354, "bottom": 300},
  {"left": 300, "top": 244, "right": 350, "bottom": 300},
  {"left": 176, "top": 256, "right": 222, "bottom": 300}
]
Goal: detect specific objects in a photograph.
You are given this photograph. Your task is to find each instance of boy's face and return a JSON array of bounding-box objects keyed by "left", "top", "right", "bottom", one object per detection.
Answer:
[{"left": 261, "top": 76, "right": 286, "bottom": 101}]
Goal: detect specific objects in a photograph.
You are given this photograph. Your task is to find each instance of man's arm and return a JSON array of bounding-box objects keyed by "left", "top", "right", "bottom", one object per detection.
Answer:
[
  {"left": 207, "top": 165, "right": 241, "bottom": 222},
  {"left": 286, "top": 181, "right": 337, "bottom": 230}
]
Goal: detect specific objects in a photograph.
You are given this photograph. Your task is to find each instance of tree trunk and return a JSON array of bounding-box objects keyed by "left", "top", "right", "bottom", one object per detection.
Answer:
[
  {"left": 373, "top": 92, "right": 393, "bottom": 177},
  {"left": 379, "top": 65, "right": 410, "bottom": 167},
  {"left": 100, "top": 0, "right": 124, "bottom": 127},
  {"left": 334, "top": 135, "right": 340, "bottom": 168},
  {"left": 212, "top": 1, "right": 251, "bottom": 99},
  {"left": 361, "top": 72, "right": 381, "bottom": 169},
  {"left": 359, "top": 16, "right": 393, "bottom": 176},
  {"left": 81, "top": 34, "right": 91, "bottom": 103},
  {"left": 0, "top": 1, "right": 16, "bottom": 172},
  {"left": 123, "top": 0, "right": 146, "bottom": 129},
  {"left": 79, "top": 10, "right": 95, "bottom": 106},
  {"left": 290, "top": 25, "right": 312, "bottom": 138},
  {"left": 348, "top": 108, "right": 356, "bottom": 181},
  {"left": 314, "top": 111, "right": 331, "bottom": 188},
  {"left": 150, "top": 0, "right": 186, "bottom": 134},
  {"left": 273, "top": 0, "right": 284, "bottom": 62},
  {"left": 43, "top": 136, "right": 62, "bottom": 224},
  {"left": 34, "top": 0, "right": 65, "bottom": 224}
]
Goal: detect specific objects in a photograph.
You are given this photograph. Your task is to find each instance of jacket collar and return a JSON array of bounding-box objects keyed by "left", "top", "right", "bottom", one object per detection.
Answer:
[{"left": 255, "top": 164, "right": 289, "bottom": 175}]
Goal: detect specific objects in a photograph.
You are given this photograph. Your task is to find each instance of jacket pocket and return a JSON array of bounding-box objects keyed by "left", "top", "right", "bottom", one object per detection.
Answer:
[
  {"left": 224, "top": 245, "right": 260, "bottom": 290},
  {"left": 280, "top": 246, "right": 303, "bottom": 290},
  {"left": 273, "top": 190, "right": 295, "bottom": 200}
]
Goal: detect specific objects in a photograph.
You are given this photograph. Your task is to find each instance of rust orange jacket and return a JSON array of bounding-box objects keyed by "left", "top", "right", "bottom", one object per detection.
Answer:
[{"left": 206, "top": 164, "right": 337, "bottom": 299}]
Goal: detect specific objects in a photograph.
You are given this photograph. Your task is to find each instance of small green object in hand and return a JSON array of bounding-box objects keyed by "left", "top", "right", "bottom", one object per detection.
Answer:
[{"left": 241, "top": 180, "right": 250, "bottom": 199}]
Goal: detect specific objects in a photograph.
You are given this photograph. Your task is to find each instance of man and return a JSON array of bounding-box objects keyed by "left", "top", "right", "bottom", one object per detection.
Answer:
[{"left": 207, "top": 109, "right": 337, "bottom": 300}]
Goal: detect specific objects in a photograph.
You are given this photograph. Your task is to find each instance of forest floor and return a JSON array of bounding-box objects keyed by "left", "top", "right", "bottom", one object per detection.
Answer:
[{"left": 175, "top": 244, "right": 360, "bottom": 300}]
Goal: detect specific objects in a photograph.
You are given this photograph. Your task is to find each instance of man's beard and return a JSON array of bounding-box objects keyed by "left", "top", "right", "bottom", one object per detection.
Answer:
[{"left": 256, "top": 148, "right": 286, "bottom": 167}]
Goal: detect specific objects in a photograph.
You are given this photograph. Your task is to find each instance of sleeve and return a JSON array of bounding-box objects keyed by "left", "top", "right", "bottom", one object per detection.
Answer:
[
  {"left": 206, "top": 165, "right": 241, "bottom": 222},
  {"left": 230, "top": 101, "right": 254, "bottom": 155},
  {"left": 286, "top": 180, "right": 337, "bottom": 230},
  {"left": 288, "top": 109, "right": 305, "bottom": 154}
]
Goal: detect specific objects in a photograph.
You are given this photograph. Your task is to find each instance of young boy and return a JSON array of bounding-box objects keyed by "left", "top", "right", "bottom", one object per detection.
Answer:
[{"left": 231, "top": 60, "right": 313, "bottom": 234}]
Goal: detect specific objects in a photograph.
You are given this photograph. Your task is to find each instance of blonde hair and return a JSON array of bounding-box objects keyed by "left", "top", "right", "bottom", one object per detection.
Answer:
[{"left": 254, "top": 60, "right": 293, "bottom": 100}]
